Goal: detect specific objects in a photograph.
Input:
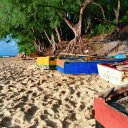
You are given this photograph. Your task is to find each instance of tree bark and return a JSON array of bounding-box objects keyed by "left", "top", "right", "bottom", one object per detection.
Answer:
[
  {"left": 31, "top": 27, "right": 45, "bottom": 54},
  {"left": 64, "top": 0, "right": 92, "bottom": 41},
  {"left": 51, "top": 33, "right": 56, "bottom": 51},
  {"left": 55, "top": 27, "right": 62, "bottom": 42},
  {"left": 44, "top": 30, "right": 57, "bottom": 55},
  {"left": 85, "top": 15, "right": 91, "bottom": 33},
  {"left": 92, "top": 1, "right": 106, "bottom": 20},
  {"left": 64, "top": 6, "right": 84, "bottom": 42},
  {"left": 63, "top": 0, "right": 92, "bottom": 53},
  {"left": 33, "top": 40, "right": 45, "bottom": 53},
  {"left": 44, "top": 30, "right": 52, "bottom": 44},
  {"left": 114, "top": 0, "right": 120, "bottom": 26}
]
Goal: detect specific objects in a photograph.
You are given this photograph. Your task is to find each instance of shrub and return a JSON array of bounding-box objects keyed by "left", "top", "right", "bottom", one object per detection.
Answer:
[{"left": 87, "top": 23, "right": 115, "bottom": 38}]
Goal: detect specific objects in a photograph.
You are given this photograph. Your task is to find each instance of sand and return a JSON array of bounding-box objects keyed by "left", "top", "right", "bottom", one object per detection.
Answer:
[{"left": 0, "top": 58, "right": 115, "bottom": 128}]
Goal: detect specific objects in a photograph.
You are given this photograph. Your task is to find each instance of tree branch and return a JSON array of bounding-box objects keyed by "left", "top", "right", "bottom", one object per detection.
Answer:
[
  {"left": 64, "top": 18, "right": 75, "bottom": 30},
  {"left": 36, "top": 4, "right": 66, "bottom": 13},
  {"left": 115, "top": 0, "right": 120, "bottom": 25},
  {"left": 55, "top": 27, "right": 62, "bottom": 42},
  {"left": 94, "top": 18, "right": 117, "bottom": 26},
  {"left": 19, "top": 2, "right": 66, "bottom": 13},
  {"left": 83, "top": 0, "right": 92, "bottom": 6},
  {"left": 92, "top": 1, "right": 106, "bottom": 20},
  {"left": 44, "top": 30, "right": 52, "bottom": 44}
]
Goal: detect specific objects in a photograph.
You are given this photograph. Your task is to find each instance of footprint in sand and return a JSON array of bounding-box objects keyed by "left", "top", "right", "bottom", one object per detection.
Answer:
[
  {"left": 32, "top": 92, "right": 37, "bottom": 97},
  {"left": 43, "top": 94, "right": 52, "bottom": 102},
  {"left": 25, "top": 106, "right": 38, "bottom": 121},
  {"left": 56, "top": 82, "right": 62, "bottom": 87},
  {"left": 65, "top": 98, "right": 77, "bottom": 107},
  {"left": 0, "top": 116, "right": 12, "bottom": 127},
  {"left": 52, "top": 100, "right": 62, "bottom": 113},
  {"left": 11, "top": 125, "right": 21, "bottom": 128},
  {"left": 21, "top": 95, "right": 29, "bottom": 102},
  {"left": 18, "top": 88, "right": 26, "bottom": 93},
  {"left": 8, "top": 85, "right": 15, "bottom": 88},
  {"left": 62, "top": 117, "right": 71, "bottom": 128},
  {"left": 69, "top": 87, "right": 75, "bottom": 94},
  {"left": 27, "top": 90, "right": 33, "bottom": 94},
  {"left": 0, "top": 85, "right": 3, "bottom": 91},
  {"left": 0, "top": 97, "right": 4, "bottom": 103},
  {"left": 69, "top": 112, "right": 77, "bottom": 121},
  {"left": 59, "top": 90, "right": 66, "bottom": 97},
  {"left": 76, "top": 91, "right": 81, "bottom": 97},
  {"left": 40, "top": 114, "right": 48, "bottom": 120},
  {"left": 37, "top": 86, "right": 43, "bottom": 91},
  {"left": 45, "top": 119, "right": 57, "bottom": 128},
  {"left": 13, "top": 102, "right": 26, "bottom": 110},
  {"left": 79, "top": 102, "right": 85, "bottom": 110},
  {"left": 9, "top": 93, "right": 19, "bottom": 99},
  {"left": 4, "top": 80, "right": 10, "bottom": 85}
]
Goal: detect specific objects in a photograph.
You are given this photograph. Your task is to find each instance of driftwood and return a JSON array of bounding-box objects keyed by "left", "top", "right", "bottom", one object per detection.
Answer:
[{"left": 59, "top": 52, "right": 100, "bottom": 57}]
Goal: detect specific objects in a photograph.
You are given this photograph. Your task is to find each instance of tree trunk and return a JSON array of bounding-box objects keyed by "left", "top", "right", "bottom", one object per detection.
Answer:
[
  {"left": 92, "top": 1, "right": 106, "bottom": 20},
  {"left": 63, "top": 0, "right": 92, "bottom": 53},
  {"left": 113, "top": 0, "right": 120, "bottom": 38},
  {"left": 55, "top": 27, "right": 62, "bottom": 42},
  {"left": 85, "top": 15, "right": 91, "bottom": 33},
  {"left": 64, "top": 0, "right": 92, "bottom": 40},
  {"left": 114, "top": 0, "right": 120, "bottom": 26},
  {"left": 33, "top": 40, "right": 45, "bottom": 54},
  {"left": 32, "top": 28, "right": 45, "bottom": 54},
  {"left": 44, "top": 30, "right": 52, "bottom": 44},
  {"left": 44, "top": 30, "right": 57, "bottom": 55},
  {"left": 51, "top": 33, "right": 57, "bottom": 52}
]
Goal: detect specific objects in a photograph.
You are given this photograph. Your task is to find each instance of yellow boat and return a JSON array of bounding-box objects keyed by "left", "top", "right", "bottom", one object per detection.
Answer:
[{"left": 36, "top": 56, "right": 56, "bottom": 69}]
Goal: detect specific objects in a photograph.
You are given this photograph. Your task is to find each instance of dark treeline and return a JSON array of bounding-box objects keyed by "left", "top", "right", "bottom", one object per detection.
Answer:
[{"left": 0, "top": 0, "right": 128, "bottom": 55}]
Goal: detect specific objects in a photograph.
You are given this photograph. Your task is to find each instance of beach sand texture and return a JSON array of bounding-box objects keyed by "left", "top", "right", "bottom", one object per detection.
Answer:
[{"left": 0, "top": 58, "right": 115, "bottom": 128}]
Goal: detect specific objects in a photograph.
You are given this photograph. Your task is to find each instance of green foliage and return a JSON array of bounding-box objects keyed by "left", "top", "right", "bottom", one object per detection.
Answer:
[
  {"left": 0, "top": 0, "right": 128, "bottom": 53},
  {"left": 17, "top": 34, "right": 36, "bottom": 55},
  {"left": 18, "top": 42, "right": 35, "bottom": 55},
  {"left": 119, "top": 15, "right": 128, "bottom": 24},
  {"left": 88, "top": 24, "right": 115, "bottom": 38}
]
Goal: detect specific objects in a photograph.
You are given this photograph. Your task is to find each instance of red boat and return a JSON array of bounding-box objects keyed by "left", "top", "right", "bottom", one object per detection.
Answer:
[{"left": 94, "top": 85, "right": 128, "bottom": 128}]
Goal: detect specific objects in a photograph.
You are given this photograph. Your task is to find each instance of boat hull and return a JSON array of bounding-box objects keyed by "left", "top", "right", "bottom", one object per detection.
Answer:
[
  {"left": 36, "top": 56, "right": 57, "bottom": 69},
  {"left": 56, "top": 58, "right": 126, "bottom": 74},
  {"left": 98, "top": 61, "right": 128, "bottom": 85},
  {"left": 94, "top": 85, "right": 128, "bottom": 128}
]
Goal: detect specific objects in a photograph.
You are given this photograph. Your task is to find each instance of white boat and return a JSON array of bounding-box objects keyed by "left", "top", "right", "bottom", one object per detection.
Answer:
[{"left": 98, "top": 61, "right": 128, "bottom": 85}]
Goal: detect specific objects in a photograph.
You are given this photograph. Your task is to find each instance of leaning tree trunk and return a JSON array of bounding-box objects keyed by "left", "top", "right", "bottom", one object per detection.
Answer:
[
  {"left": 114, "top": 0, "right": 120, "bottom": 34},
  {"left": 114, "top": 0, "right": 120, "bottom": 27},
  {"left": 32, "top": 28, "right": 45, "bottom": 54},
  {"left": 44, "top": 30, "right": 58, "bottom": 55},
  {"left": 33, "top": 40, "right": 45, "bottom": 54},
  {"left": 55, "top": 27, "right": 62, "bottom": 42},
  {"left": 64, "top": 0, "right": 92, "bottom": 53}
]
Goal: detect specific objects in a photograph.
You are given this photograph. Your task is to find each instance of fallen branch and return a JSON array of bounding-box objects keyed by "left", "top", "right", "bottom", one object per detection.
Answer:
[{"left": 58, "top": 52, "right": 98, "bottom": 57}]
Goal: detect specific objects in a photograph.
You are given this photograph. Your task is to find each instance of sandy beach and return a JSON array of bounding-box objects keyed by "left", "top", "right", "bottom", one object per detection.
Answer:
[{"left": 0, "top": 58, "right": 115, "bottom": 128}]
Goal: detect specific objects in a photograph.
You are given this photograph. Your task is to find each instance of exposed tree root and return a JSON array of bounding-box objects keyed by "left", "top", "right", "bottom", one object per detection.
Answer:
[{"left": 65, "top": 37, "right": 84, "bottom": 54}]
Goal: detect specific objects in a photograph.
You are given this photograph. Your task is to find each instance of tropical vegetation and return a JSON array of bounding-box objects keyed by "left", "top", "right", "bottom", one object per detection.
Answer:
[{"left": 0, "top": 0, "right": 128, "bottom": 55}]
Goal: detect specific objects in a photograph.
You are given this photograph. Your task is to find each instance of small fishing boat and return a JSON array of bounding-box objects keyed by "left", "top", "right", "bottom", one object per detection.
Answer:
[
  {"left": 94, "top": 85, "right": 128, "bottom": 128},
  {"left": 36, "top": 56, "right": 57, "bottom": 69},
  {"left": 56, "top": 56, "right": 126, "bottom": 74},
  {"left": 98, "top": 61, "right": 128, "bottom": 85}
]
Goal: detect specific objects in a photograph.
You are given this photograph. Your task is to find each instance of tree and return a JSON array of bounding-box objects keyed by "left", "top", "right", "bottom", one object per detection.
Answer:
[
  {"left": 0, "top": 0, "right": 61, "bottom": 54},
  {"left": 0, "top": 0, "right": 128, "bottom": 55}
]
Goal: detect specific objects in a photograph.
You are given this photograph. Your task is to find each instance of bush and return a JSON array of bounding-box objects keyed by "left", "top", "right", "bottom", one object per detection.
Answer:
[
  {"left": 18, "top": 43, "right": 35, "bottom": 55},
  {"left": 87, "top": 24, "right": 115, "bottom": 38}
]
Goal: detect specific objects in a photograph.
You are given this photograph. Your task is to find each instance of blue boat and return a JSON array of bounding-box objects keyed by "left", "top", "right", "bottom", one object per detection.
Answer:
[{"left": 56, "top": 57, "right": 126, "bottom": 74}]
